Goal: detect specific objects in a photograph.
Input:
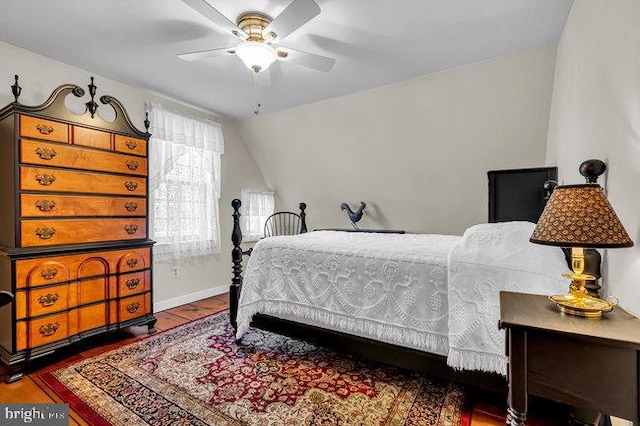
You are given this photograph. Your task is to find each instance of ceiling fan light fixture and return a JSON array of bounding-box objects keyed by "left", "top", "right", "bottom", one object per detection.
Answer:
[{"left": 235, "top": 41, "right": 276, "bottom": 73}]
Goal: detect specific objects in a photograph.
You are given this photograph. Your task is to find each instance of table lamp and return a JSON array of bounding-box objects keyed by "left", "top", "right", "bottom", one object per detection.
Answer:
[{"left": 530, "top": 176, "right": 633, "bottom": 318}]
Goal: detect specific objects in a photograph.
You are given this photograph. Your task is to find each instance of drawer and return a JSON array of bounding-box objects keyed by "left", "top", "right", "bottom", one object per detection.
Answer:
[
  {"left": 77, "top": 277, "right": 109, "bottom": 306},
  {"left": 78, "top": 303, "right": 108, "bottom": 333},
  {"left": 21, "top": 218, "right": 147, "bottom": 247},
  {"left": 20, "top": 166, "right": 147, "bottom": 196},
  {"left": 20, "top": 194, "right": 146, "bottom": 217},
  {"left": 20, "top": 115, "right": 69, "bottom": 143},
  {"left": 73, "top": 126, "right": 111, "bottom": 150},
  {"left": 17, "top": 311, "right": 69, "bottom": 350},
  {"left": 115, "top": 135, "right": 147, "bottom": 157},
  {"left": 118, "top": 293, "right": 150, "bottom": 322},
  {"left": 16, "top": 259, "right": 71, "bottom": 287},
  {"left": 116, "top": 250, "right": 151, "bottom": 274},
  {"left": 117, "top": 270, "right": 150, "bottom": 297},
  {"left": 15, "top": 247, "right": 151, "bottom": 289},
  {"left": 20, "top": 139, "right": 148, "bottom": 176},
  {"left": 15, "top": 284, "right": 70, "bottom": 320}
]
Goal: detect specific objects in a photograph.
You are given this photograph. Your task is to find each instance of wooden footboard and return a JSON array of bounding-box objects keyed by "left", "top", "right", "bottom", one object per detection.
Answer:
[{"left": 230, "top": 199, "right": 308, "bottom": 331}]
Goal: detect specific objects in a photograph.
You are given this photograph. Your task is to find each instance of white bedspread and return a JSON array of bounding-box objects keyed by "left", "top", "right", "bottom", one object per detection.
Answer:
[
  {"left": 447, "top": 222, "right": 568, "bottom": 375},
  {"left": 236, "top": 224, "right": 570, "bottom": 375},
  {"left": 236, "top": 231, "right": 461, "bottom": 356}
]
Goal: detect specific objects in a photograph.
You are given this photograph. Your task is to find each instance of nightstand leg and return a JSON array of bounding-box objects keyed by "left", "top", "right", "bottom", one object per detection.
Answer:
[
  {"left": 507, "top": 407, "right": 526, "bottom": 426},
  {"left": 507, "top": 329, "right": 527, "bottom": 426}
]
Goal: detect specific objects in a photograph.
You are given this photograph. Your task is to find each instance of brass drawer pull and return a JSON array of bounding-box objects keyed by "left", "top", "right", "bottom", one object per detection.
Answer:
[
  {"left": 124, "top": 224, "right": 139, "bottom": 235},
  {"left": 41, "top": 268, "right": 58, "bottom": 280},
  {"left": 124, "top": 202, "right": 138, "bottom": 212},
  {"left": 124, "top": 181, "right": 138, "bottom": 191},
  {"left": 126, "top": 160, "right": 139, "bottom": 170},
  {"left": 35, "top": 147, "right": 57, "bottom": 160},
  {"left": 38, "top": 322, "right": 60, "bottom": 337},
  {"left": 35, "top": 199, "right": 57, "bottom": 212},
  {"left": 125, "top": 278, "right": 140, "bottom": 289},
  {"left": 126, "top": 302, "right": 140, "bottom": 313},
  {"left": 35, "top": 227, "right": 56, "bottom": 240},
  {"left": 35, "top": 174, "right": 56, "bottom": 186},
  {"left": 38, "top": 293, "right": 60, "bottom": 307},
  {"left": 36, "top": 124, "right": 55, "bottom": 135},
  {"left": 126, "top": 258, "right": 139, "bottom": 268},
  {"left": 125, "top": 140, "right": 137, "bottom": 150}
]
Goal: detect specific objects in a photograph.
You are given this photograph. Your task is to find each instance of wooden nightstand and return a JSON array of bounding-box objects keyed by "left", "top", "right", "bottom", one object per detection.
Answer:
[{"left": 499, "top": 291, "right": 640, "bottom": 425}]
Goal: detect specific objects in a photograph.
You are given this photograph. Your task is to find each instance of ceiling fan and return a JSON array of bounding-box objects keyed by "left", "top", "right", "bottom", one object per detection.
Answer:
[{"left": 178, "top": 0, "right": 336, "bottom": 78}]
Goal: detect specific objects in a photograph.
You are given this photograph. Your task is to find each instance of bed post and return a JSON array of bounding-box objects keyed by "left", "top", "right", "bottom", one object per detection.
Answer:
[
  {"left": 299, "top": 202, "right": 308, "bottom": 233},
  {"left": 230, "top": 199, "right": 243, "bottom": 332}
]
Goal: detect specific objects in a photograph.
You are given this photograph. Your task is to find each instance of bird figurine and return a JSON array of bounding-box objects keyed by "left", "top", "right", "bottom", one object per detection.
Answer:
[{"left": 340, "top": 202, "right": 366, "bottom": 229}]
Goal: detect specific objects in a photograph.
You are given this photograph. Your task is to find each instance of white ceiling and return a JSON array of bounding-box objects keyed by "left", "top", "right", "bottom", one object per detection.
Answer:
[{"left": 0, "top": 0, "right": 571, "bottom": 119}]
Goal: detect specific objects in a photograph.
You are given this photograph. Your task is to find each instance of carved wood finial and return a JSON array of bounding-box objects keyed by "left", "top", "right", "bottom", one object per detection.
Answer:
[
  {"left": 579, "top": 159, "right": 606, "bottom": 183},
  {"left": 543, "top": 180, "right": 558, "bottom": 200},
  {"left": 299, "top": 202, "right": 308, "bottom": 233},
  {"left": 144, "top": 112, "right": 150, "bottom": 132},
  {"left": 85, "top": 77, "right": 98, "bottom": 118},
  {"left": 11, "top": 75, "right": 21, "bottom": 103}
]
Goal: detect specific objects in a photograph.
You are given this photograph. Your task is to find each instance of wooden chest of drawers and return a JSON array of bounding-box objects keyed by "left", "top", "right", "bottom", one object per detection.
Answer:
[{"left": 0, "top": 79, "right": 156, "bottom": 382}]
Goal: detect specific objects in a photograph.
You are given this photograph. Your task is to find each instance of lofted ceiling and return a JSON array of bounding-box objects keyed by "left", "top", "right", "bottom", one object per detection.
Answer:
[{"left": 0, "top": 0, "right": 571, "bottom": 119}]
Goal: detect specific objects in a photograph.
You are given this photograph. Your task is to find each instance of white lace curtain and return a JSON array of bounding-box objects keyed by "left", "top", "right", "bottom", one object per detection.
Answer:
[
  {"left": 241, "top": 189, "right": 275, "bottom": 241},
  {"left": 146, "top": 102, "right": 225, "bottom": 262}
]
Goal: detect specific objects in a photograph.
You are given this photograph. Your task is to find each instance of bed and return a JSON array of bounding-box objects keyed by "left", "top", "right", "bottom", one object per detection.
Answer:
[{"left": 229, "top": 164, "right": 603, "bottom": 391}]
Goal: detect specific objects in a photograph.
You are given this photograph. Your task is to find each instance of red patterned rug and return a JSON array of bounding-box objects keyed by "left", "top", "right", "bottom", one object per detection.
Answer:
[{"left": 38, "top": 311, "right": 470, "bottom": 425}]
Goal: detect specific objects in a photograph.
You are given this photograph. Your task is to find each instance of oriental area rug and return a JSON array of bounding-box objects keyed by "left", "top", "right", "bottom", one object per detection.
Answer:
[{"left": 37, "top": 311, "right": 470, "bottom": 426}]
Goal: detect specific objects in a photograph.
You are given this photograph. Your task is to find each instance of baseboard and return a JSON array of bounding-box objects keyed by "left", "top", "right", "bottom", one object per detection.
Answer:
[{"left": 153, "top": 284, "right": 228, "bottom": 312}]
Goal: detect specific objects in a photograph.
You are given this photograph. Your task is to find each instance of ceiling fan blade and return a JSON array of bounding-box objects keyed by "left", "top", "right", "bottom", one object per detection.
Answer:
[
  {"left": 181, "top": 0, "right": 247, "bottom": 40},
  {"left": 177, "top": 47, "right": 236, "bottom": 62},
  {"left": 277, "top": 47, "right": 335, "bottom": 72},
  {"left": 264, "top": 0, "right": 320, "bottom": 42},
  {"left": 253, "top": 69, "right": 272, "bottom": 87}
]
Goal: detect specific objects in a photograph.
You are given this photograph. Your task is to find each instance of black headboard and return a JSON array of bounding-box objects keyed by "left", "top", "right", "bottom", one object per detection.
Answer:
[{"left": 488, "top": 166, "right": 557, "bottom": 223}]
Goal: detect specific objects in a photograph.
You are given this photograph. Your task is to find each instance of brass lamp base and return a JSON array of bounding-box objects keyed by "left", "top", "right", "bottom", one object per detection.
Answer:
[
  {"left": 549, "top": 294, "right": 613, "bottom": 318},
  {"left": 549, "top": 272, "right": 614, "bottom": 318}
]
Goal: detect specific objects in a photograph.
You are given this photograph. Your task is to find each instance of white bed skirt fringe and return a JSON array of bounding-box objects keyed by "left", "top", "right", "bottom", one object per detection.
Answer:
[
  {"left": 236, "top": 300, "right": 450, "bottom": 356},
  {"left": 446, "top": 348, "right": 507, "bottom": 376}
]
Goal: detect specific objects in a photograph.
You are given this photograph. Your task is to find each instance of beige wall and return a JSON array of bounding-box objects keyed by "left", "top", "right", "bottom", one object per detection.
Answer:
[
  {"left": 232, "top": 46, "right": 558, "bottom": 235},
  {"left": 0, "top": 41, "right": 268, "bottom": 310},
  {"left": 546, "top": 1, "right": 640, "bottom": 318}
]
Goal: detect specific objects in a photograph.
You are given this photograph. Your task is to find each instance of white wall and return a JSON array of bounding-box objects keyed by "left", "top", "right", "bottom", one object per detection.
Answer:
[
  {"left": 232, "top": 46, "right": 557, "bottom": 235},
  {"left": 546, "top": 1, "right": 640, "bottom": 316},
  {"left": 0, "top": 41, "right": 268, "bottom": 310}
]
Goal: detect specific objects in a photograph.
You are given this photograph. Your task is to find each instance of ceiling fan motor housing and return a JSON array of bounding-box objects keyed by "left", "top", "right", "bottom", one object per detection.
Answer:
[{"left": 237, "top": 13, "right": 274, "bottom": 42}]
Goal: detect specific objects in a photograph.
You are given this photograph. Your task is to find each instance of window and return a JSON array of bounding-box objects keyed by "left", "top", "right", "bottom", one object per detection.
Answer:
[
  {"left": 147, "top": 103, "right": 224, "bottom": 262},
  {"left": 241, "top": 189, "right": 275, "bottom": 241}
]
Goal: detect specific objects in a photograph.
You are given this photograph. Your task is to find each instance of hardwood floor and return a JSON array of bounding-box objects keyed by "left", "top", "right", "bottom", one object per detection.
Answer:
[{"left": 0, "top": 293, "right": 562, "bottom": 425}]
